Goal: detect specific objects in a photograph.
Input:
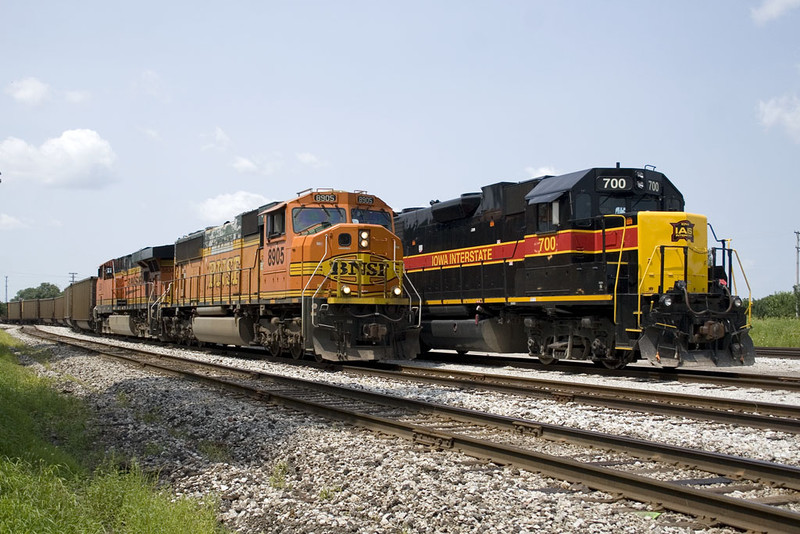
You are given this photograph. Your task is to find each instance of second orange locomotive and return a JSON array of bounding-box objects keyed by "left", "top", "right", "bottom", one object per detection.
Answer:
[{"left": 95, "top": 189, "right": 420, "bottom": 361}]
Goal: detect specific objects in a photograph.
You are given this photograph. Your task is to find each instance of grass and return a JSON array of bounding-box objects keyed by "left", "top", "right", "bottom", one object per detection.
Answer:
[
  {"left": 749, "top": 317, "right": 800, "bottom": 347},
  {"left": 0, "top": 329, "right": 226, "bottom": 533},
  {"left": 269, "top": 460, "right": 290, "bottom": 489}
]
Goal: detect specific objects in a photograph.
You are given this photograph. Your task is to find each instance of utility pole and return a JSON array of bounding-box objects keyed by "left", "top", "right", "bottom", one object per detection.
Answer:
[
  {"left": 795, "top": 231, "right": 800, "bottom": 318},
  {"left": 69, "top": 272, "right": 77, "bottom": 284}
]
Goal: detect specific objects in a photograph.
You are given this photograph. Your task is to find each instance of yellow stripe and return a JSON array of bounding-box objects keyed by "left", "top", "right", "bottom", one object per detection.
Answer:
[
  {"left": 507, "top": 295, "right": 612, "bottom": 303},
  {"left": 328, "top": 297, "right": 408, "bottom": 305}
]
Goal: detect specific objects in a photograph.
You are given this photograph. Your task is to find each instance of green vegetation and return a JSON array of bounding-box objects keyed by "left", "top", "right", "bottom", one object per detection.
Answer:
[
  {"left": 750, "top": 317, "right": 800, "bottom": 347},
  {"left": 0, "top": 330, "right": 225, "bottom": 533},
  {"left": 319, "top": 485, "right": 342, "bottom": 501},
  {"left": 746, "top": 289, "right": 800, "bottom": 347},
  {"left": 269, "top": 460, "right": 291, "bottom": 489},
  {"left": 11, "top": 282, "right": 62, "bottom": 301},
  {"left": 750, "top": 290, "right": 798, "bottom": 319}
]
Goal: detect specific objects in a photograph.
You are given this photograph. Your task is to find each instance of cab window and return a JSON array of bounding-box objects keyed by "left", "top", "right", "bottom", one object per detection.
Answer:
[
  {"left": 573, "top": 193, "right": 592, "bottom": 221},
  {"left": 267, "top": 208, "right": 286, "bottom": 238},
  {"left": 292, "top": 207, "right": 347, "bottom": 234},
  {"left": 631, "top": 196, "right": 659, "bottom": 212},
  {"left": 351, "top": 209, "right": 392, "bottom": 230},
  {"left": 599, "top": 195, "right": 627, "bottom": 215},
  {"left": 536, "top": 200, "right": 561, "bottom": 233}
]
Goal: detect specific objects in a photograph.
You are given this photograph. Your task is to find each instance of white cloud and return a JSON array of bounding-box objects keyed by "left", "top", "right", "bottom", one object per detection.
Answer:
[
  {"left": 0, "top": 213, "right": 24, "bottom": 230},
  {"left": 296, "top": 152, "right": 329, "bottom": 169},
  {"left": 232, "top": 153, "right": 283, "bottom": 175},
  {"left": 232, "top": 156, "right": 259, "bottom": 173},
  {"left": 5, "top": 77, "right": 51, "bottom": 105},
  {"left": 194, "top": 191, "right": 270, "bottom": 223},
  {"left": 525, "top": 166, "right": 560, "bottom": 177},
  {"left": 751, "top": 0, "right": 800, "bottom": 24},
  {"left": 757, "top": 94, "right": 800, "bottom": 143},
  {"left": 0, "top": 129, "right": 117, "bottom": 188},
  {"left": 202, "top": 127, "right": 232, "bottom": 151}
]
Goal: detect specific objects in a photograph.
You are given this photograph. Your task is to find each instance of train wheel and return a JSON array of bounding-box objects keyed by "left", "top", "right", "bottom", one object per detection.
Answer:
[
  {"left": 268, "top": 339, "right": 282, "bottom": 357},
  {"left": 592, "top": 350, "right": 629, "bottom": 369},
  {"left": 538, "top": 355, "right": 559, "bottom": 365},
  {"left": 290, "top": 341, "right": 304, "bottom": 360}
]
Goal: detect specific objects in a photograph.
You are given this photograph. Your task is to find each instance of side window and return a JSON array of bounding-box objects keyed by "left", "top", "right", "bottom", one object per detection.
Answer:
[
  {"left": 267, "top": 208, "right": 286, "bottom": 238},
  {"left": 536, "top": 200, "right": 560, "bottom": 233},
  {"left": 573, "top": 193, "right": 592, "bottom": 224}
]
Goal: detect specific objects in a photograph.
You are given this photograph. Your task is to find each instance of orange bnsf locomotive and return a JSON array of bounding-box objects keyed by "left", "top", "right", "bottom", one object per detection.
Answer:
[
  {"left": 395, "top": 166, "right": 754, "bottom": 368},
  {"left": 94, "top": 189, "right": 420, "bottom": 361}
]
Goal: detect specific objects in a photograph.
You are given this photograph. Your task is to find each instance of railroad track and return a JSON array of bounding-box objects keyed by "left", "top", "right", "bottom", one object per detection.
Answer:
[
  {"left": 757, "top": 346, "right": 800, "bottom": 359},
  {"left": 23, "top": 327, "right": 800, "bottom": 533},
  {"left": 422, "top": 351, "right": 800, "bottom": 392},
  {"left": 347, "top": 363, "right": 800, "bottom": 434}
]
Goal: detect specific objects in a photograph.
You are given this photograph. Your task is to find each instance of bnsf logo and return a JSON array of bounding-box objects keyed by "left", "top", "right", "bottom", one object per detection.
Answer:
[{"left": 329, "top": 261, "right": 387, "bottom": 277}]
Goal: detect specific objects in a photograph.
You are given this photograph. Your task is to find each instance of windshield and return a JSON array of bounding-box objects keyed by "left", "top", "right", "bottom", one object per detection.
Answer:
[
  {"left": 292, "top": 207, "right": 347, "bottom": 234},
  {"left": 351, "top": 209, "right": 392, "bottom": 230},
  {"left": 598, "top": 195, "right": 627, "bottom": 215}
]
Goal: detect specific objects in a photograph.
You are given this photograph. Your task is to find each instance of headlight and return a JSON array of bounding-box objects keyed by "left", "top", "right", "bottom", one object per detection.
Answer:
[
  {"left": 392, "top": 286, "right": 402, "bottom": 297},
  {"left": 660, "top": 295, "right": 673, "bottom": 308},
  {"left": 734, "top": 297, "right": 743, "bottom": 308},
  {"left": 359, "top": 230, "right": 370, "bottom": 248},
  {"left": 341, "top": 285, "right": 352, "bottom": 295}
]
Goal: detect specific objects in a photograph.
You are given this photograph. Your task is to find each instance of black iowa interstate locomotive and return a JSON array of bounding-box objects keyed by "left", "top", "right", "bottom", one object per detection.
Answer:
[{"left": 395, "top": 165, "right": 755, "bottom": 369}]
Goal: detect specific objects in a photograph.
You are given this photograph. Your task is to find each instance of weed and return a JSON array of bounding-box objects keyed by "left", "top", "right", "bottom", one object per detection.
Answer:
[
  {"left": 269, "top": 460, "right": 291, "bottom": 489},
  {"left": 319, "top": 485, "right": 342, "bottom": 500},
  {"left": 198, "top": 440, "right": 231, "bottom": 462}
]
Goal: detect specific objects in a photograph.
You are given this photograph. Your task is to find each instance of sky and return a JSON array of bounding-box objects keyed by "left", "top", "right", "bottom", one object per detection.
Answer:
[{"left": 1, "top": 0, "right": 800, "bottom": 301}]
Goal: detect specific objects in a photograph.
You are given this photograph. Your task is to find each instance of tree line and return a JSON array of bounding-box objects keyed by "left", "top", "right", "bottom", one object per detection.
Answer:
[{"left": 749, "top": 289, "right": 800, "bottom": 319}]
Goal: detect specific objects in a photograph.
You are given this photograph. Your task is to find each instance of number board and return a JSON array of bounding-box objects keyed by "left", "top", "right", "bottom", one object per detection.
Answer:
[
  {"left": 357, "top": 195, "right": 374, "bottom": 205},
  {"left": 645, "top": 179, "right": 661, "bottom": 194},
  {"left": 596, "top": 176, "right": 632, "bottom": 192},
  {"left": 314, "top": 193, "right": 337, "bottom": 203}
]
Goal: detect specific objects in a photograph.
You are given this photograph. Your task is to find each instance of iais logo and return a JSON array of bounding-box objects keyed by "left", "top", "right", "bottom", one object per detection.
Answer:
[{"left": 670, "top": 219, "right": 695, "bottom": 242}]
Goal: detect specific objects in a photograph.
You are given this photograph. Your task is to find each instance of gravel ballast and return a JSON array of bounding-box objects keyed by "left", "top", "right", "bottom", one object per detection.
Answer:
[{"left": 8, "top": 325, "right": 797, "bottom": 533}]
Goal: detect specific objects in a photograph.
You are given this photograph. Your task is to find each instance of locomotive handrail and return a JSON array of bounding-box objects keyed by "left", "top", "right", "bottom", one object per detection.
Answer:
[
  {"left": 729, "top": 248, "right": 753, "bottom": 326},
  {"left": 403, "top": 271, "right": 423, "bottom": 328},
  {"left": 305, "top": 234, "right": 331, "bottom": 330},
  {"left": 602, "top": 215, "right": 627, "bottom": 325}
]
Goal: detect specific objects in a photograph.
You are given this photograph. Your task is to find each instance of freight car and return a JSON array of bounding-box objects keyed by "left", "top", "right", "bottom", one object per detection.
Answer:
[
  {"left": 65, "top": 277, "right": 97, "bottom": 332},
  {"left": 395, "top": 165, "right": 754, "bottom": 368},
  {"left": 93, "top": 189, "right": 420, "bottom": 361}
]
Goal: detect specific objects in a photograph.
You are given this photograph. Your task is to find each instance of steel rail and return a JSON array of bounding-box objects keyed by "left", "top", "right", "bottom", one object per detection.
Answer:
[
  {"left": 757, "top": 346, "right": 800, "bottom": 360},
  {"left": 350, "top": 364, "right": 800, "bottom": 434},
  {"left": 25, "top": 327, "right": 800, "bottom": 533},
  {"left": 422, "top": 351, "right": 800, "bottom": 392}
]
